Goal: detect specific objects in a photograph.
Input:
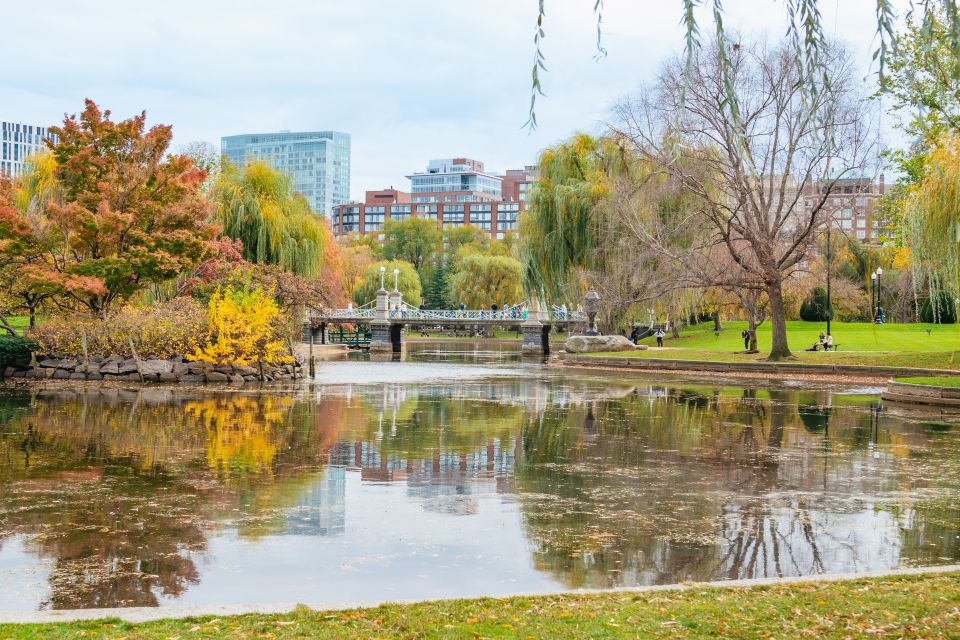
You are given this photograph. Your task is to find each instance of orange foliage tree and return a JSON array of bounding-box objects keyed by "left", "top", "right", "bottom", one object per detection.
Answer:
[{"left": 5, "top": 100, "right": 218, "bottom": 317}]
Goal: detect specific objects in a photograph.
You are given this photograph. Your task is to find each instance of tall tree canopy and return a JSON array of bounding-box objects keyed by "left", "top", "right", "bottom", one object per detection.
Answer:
[
  {"left": 613, "top": 39, "right": 874, "bottom": 360},
  {"left": 381, "top": 218, "right": 442, "bottom": 276},
  {"left": 212, "top": 161, "right": 331, "bottom": 278},
  {"left": 448, "top": 254, "right": 524, "bottom": 309},
  {"left": 3, "top": 100, "right": 217, "bottom": 317},
  {"left": 519, "top": 133, "right": 622, "bottom": 302}
]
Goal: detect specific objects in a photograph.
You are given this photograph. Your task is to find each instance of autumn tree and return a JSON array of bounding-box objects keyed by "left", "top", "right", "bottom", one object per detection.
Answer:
[
  {"left": 613, "top": 40, "right": 875, "bottom": 360},
  {"left": 5, "top": 100, "right": 219, "bottom": 318}
]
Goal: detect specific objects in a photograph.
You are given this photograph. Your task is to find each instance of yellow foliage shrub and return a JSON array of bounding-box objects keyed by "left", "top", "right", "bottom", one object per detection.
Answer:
[{"left": 190, "top": 286, "right": 292, "bottom": 366}]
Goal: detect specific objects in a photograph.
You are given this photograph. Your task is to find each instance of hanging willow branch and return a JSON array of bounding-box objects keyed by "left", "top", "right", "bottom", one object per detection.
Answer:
[{"left": 524, "top": 0, "right": 955, "bottom": 130}]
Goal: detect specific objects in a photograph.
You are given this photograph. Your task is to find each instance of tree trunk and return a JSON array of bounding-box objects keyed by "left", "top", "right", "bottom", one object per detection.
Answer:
[
  {"left": 766, "top": 281, "right": 792, "bottom": 361},
  {"left": 713, "top": 311, "right": 722, "bottom": 332},
  {"left": 670, "top": 318, "right": 680, "bottom": 339}
]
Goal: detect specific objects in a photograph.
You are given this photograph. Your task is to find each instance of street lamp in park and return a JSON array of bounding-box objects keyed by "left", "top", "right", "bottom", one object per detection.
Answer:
[
  {"left": 875, "top": 267, "right": 884, "bottom": 323},
  {"left": 871, "top": 271, "right": 877, "bottom": 321},
  {"left": 584, "top": 289, "right": 601, "bottom": 336},
  {"left": 826, "top": 217, "right": 833, "bottom": 336},
  {"left": 379, "top": 265, "right": 386, "bottom": 290},
  {"left": 393, "top": 268, "right": 400, "bottom": 292}
]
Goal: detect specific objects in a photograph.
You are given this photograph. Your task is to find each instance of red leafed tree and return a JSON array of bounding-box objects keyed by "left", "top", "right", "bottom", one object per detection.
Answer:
[{"left": 32, "top": 100, "right": 217, "bottom": 316}]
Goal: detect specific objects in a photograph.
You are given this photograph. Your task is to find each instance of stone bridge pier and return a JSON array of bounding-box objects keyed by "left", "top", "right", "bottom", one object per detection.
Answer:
[{"left": 521, "top": 301, "right": 551, "bottom": 356}]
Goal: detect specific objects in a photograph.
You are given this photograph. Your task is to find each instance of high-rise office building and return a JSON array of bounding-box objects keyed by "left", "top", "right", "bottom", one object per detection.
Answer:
[
  {"left": 1, "top": 120, "right": 56, "bottom": 178},
  {"left": 221, "top": 130, "right": 351, "bottom": 216}
]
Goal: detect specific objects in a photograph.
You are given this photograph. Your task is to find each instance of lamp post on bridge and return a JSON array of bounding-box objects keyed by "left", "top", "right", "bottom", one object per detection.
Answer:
[{"left": 379, "top": 265, "right": 386, "bottom": 291}]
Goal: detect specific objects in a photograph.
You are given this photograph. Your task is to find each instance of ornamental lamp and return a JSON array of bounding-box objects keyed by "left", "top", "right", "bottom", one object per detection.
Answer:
[{"left": 584, "top": 289, "right": 601, "bottom": 336}]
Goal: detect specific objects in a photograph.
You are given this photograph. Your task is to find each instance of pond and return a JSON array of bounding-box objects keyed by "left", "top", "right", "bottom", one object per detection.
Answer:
[{"left": 0, "top": 348, "right": 958, "bottom": 611}]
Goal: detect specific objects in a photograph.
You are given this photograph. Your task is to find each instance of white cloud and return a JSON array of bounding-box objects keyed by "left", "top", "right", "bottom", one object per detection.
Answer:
[{"left": 1, "top": 0, "right": 910, "bottom": 198}]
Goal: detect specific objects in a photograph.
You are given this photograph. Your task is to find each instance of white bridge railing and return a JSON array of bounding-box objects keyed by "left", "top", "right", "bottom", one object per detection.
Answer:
[{"left": 311, "top": 307, "right": 586, "bottom": 323}]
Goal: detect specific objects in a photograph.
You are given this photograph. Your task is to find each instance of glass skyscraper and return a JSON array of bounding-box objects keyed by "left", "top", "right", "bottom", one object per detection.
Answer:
[
  {"left": 221, "top": 130, "right": 351, "bottom": 216},
  {"left": 1, "top": 120, "right": 56, "bottom": 178}
]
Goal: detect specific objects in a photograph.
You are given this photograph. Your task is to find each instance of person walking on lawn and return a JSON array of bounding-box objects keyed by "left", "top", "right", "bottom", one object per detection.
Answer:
[
  {"left": 741, "top": 329, "right": 750, "bottom": 351},
  {"left": 655, "top": 328, "right": 665, "bottom": 348}
]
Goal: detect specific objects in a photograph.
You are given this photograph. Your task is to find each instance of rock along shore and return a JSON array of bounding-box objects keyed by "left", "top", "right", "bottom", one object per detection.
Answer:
[{"left": 4, "top": 355, "right": 304, "bottom": 384}]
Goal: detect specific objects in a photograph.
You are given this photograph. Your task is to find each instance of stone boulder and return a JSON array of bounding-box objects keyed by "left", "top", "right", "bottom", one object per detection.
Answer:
[
  {"left": 564, "top": 334, "right": 644, "bottom": 354},
  {"left": 139, "top": 359, "right": 173, "bottom": 376}
]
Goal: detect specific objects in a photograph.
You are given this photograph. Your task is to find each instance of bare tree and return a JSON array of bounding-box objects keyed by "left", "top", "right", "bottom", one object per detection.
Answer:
[{"left": 611, "top": 39, "right": 876, "bottom": 360}]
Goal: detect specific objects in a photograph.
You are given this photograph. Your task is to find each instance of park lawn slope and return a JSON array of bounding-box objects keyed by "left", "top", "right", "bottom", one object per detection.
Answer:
[
  {"left": 589, "top": 321, "right": 960, "bottom": 370},
  {"left": 3, "top": 571, "right": 959, "bottom": 639}
]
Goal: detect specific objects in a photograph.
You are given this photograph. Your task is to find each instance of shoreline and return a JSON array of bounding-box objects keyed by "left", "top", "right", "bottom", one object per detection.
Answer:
[
  {"left": 559, "top": 362, "right": 891, "bottom": 385},
  {"left": 1, "top": 563, "right": 957, "bottom": 624},
  {"left": 559, "top": 354, "right": 960, "bottom": 384}
]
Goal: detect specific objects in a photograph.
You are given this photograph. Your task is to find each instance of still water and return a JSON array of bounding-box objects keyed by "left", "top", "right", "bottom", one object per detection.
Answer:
[{"left": 1, "top": 346, "right": 959, "bottom": 611}]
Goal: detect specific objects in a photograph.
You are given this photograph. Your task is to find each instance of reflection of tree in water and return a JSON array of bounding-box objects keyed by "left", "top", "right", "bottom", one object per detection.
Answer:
[
  {"left": 0, "top": 388, "right": 327, "bottom": 608},
  {"left": 514, "top": 385, "right": 960, "bottom": 588}
]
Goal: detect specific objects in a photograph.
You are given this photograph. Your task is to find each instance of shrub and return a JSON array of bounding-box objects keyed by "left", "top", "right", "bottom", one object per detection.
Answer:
[
  {"left": 920, "top": 291, "right": 958, "bottom": 324},
  {"left": 0, "top": 335, "right": 37, "bottom": 368},
  {"left": 29, "top": 299, "right": 208, "bottom": 359},
  {"left": 190, "top": 286, "right": 292, "bottom": 366},
  {"left": 799, "top": 287, "right": 830, "bottom": 321}
]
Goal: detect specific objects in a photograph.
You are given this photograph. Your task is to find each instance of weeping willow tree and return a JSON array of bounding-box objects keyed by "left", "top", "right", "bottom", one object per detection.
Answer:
[
  {"left": 212, "top": 161, "right": 330, "bottom": 278},
  {"left": 903, "top": 136, "right": 960, "bottom": 320},
  {"left": 14, "top": 151, "right": 61, "bottom": 216},
  {"left": 519, "top": 133, "right": 624, "bottom": 303}
]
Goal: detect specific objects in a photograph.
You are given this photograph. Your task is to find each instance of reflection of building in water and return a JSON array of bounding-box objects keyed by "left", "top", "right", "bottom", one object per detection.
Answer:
[
  {"left": 327, "top": 439, "right": 516, "bottom": 515},
  {"left": 325, "top": 378, "right": 634, "bottom": 416},
  {"left": 284, "top": 466, "right": 346, "bottom": 536}
]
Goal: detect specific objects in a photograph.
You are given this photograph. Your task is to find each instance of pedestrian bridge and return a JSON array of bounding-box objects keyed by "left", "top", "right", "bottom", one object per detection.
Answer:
[
  {"left": 305, "top": 290, "right": 586, "bottom": 355},
  {"left": 314, "top": 305, "right": 586, "bottom": 325}
]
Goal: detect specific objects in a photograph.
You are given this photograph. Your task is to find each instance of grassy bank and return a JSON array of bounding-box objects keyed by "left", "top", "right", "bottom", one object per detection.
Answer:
[
  {"left": 896, "top": 376, "right": 960, "bottom": 386},
  {"left": 3, "top": 571, "right": 959, "bottom": 639},
  {"left": 598, "top": 321, "right": 960, "bottom": 370}
]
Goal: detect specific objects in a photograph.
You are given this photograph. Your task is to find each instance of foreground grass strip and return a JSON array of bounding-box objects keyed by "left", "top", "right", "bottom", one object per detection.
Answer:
[{"left": 4, "top": 572, "right": 960, "bottom": 639}]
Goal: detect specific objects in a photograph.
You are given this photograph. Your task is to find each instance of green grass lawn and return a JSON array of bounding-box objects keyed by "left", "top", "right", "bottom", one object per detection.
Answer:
[
  {"left": 4, "top": 316, "right": 30, "bottom": 334},
  {"left": 3, "top": 571, "right": 957, "bottom": 639},
  {"left": 596, "top": 321, "right": 960, "bottom": 370},
  {"left": 896, "top": 376, "right": 960, "bottom": 387}
]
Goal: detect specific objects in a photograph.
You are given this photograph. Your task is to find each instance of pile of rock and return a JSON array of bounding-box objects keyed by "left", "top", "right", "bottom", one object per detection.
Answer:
[{"left": 5, "top": 355, "right": 304, "bottom": 384}]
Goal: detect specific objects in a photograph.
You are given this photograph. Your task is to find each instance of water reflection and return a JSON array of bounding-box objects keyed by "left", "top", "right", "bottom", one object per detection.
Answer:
[{"left": 0, "top": 373, "right": 958, "bottom": 611}]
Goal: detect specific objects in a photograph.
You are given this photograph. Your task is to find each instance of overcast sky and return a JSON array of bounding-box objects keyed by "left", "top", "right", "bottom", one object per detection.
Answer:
[{"left": 2, "top": 1, "right": 911, "bottom": 199}]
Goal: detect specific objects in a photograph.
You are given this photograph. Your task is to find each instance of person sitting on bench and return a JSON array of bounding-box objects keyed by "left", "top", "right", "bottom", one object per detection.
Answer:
[
  {"left": 807, "top": 331, "right": 827, "bottom": 351},
  {"left": 824, "top": 333, "right": 834, "bottom": 350}
]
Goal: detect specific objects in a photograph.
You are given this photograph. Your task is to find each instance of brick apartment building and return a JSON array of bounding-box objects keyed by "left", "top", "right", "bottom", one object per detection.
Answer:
[
  {"left": 331, "top": 158, "right": 535, "bottom": 240},
  {"left": 803, "top": 174, "right": 886, "bottom": 244}
]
